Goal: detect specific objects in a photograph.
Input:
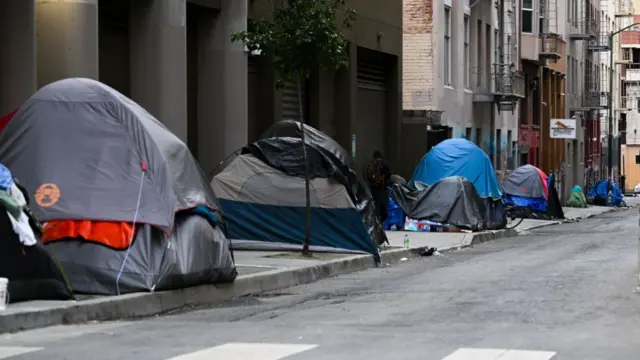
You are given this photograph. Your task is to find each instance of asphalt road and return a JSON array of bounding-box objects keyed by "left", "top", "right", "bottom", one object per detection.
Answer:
[{"left": 2, "top": 209, "right": 640, "bottom": 360}]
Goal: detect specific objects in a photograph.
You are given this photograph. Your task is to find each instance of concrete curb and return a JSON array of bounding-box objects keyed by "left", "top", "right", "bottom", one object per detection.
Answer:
[{"left": 0, "top": 227, "right": 521, "bottom": 334}]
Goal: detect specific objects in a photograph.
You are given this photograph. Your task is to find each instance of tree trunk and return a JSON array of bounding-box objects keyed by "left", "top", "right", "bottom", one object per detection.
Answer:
[{"left": 297, "top": 76, "right": 312, "bottom": 256}]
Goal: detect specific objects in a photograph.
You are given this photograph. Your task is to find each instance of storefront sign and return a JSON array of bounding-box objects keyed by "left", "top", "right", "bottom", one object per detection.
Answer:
[{"left": 550, "top": 118, "right": 577, "bottom": 139}]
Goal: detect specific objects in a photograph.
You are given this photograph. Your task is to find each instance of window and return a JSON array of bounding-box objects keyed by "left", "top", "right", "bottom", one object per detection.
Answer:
[
  {"left": 539, "top": 16, "right": 544, "bottom": 34},
  {"left": 489, "top": 27, "right": 494, "bottom": 87},
  {"left": 494, "top": 29, "right": 498, "bottom": 65},
  {"left": 506, "top": 35, "right": 512, "bottom": 63},
  {"left": 636, "top": 98, "right": 640, "bottom": 112},
  {"left": 444, "top": 7, "right": 452, "bottom": 85},
  {"left": 522, "top": 0, "right": 533, "bottom": 33},
  {"left": 496, "top": 129, "right": 502, "bottom": 170},
  {"left": 477, "top": 20, "right": 482, "bottom": 89},
  {"left": 464, "top": 16, "right": 470, "bottom": 88},
  {"left": 507, "top": 130, "right": 513, "bottom": 169},
  {"left": 475, "top": 128, "right": 482, "bottom": 146},
  {"left": 465, "top": 127, "right": 472, "bottom": 140}
]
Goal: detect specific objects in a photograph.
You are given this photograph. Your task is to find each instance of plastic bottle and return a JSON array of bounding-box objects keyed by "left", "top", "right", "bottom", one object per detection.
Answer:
[{"left": 403, "top": 234, "right": 410, "bottom": 249}]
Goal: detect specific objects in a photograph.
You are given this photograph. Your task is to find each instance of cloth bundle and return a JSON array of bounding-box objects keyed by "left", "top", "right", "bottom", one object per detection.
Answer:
[{"left": 0, "top": 164, "right": 36, "bottom": 246}]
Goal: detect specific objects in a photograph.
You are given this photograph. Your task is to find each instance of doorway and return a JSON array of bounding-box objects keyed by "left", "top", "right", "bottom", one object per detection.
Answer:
[{"left": 426, "top": 126, "right": 450, "bottom": 153}]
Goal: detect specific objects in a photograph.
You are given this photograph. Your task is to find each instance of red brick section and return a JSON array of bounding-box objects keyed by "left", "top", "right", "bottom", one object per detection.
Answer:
[
  {"left": 404, "top": 0, "right": 433, "bottom": 33},
  {"left": 519, "top": 126, "right": 540, "bottom": 167},
  {"left": 402, "top": 0, "right": 434, "bottom": 110},
  {"left": 621, "top": 15, "right": 640, "bottom": 46}
]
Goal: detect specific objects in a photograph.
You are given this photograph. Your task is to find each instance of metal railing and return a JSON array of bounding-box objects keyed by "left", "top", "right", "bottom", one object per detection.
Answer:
[
  {"left": 540, "top": 35, "right": 560, "bottom": 56},
  {"left": 469, "top": 67, "right": 491, "bottom": 94},
  {"left": 494, "top": 64, "right": 525, "bottom": 98}
]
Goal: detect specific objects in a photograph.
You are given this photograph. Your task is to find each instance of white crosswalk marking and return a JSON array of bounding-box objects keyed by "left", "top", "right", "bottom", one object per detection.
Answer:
[
  {"left": 165, "top": 342, "right": 318, "bottom": 360},
  {"left": 0, "top": 347, "right": 43, "bottom": 359},
  {"left": 442, "top": 348, "right": 557, "bottom": 360}
]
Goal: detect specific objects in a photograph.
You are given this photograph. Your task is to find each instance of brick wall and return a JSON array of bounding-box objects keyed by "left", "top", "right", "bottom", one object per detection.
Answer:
[
  {"left": 621, "top": 15, "right": 640, "bottom": 45},
  {"left": 402, "top": 0, "right": 435, "bottom": 110}
]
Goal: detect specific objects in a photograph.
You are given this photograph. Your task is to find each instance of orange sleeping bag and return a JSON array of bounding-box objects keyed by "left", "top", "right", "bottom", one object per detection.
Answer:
[{"left": 42, "top": 220, "right": 135, "bottom": 250}]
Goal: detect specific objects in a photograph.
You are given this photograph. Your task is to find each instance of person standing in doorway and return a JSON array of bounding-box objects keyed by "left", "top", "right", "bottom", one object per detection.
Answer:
[{"left": 365, "top": 150, "right": 392, "bottom": 223}]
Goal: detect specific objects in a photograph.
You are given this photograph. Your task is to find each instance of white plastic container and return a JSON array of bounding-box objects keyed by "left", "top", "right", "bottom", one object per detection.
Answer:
[{"left": 0, "top": 278, "right": 8, "bottom": 311}]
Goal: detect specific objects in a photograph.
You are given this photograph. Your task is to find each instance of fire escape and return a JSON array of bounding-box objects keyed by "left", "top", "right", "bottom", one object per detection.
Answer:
[
  {"left": 568, "top": 0, "right": 600, "bottom": 114},
  {"left": 614, "top": 0, "right": 636, "bottom": 149},
  {"left": 493, "top": 0, "right": 525, "bottom": 112},
  {"left": 588, "top": 2, "right": 610, "bottom": 111},
  {"left": 539, "top": 0, "right": 561, "bottom": 61}
]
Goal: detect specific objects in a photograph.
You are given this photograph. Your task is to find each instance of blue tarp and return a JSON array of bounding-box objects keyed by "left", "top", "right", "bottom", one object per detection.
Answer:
[
  {"left": 383, "top": 188, "right": 405, "bottom": 230},
  {"left": 588, "top": 179, "right": 625, "bottom": 207},
  {"left": 504, "top": 195, "right": 547, "bottom": 212},
  {"left": 0, "top": 163, "right": 13, "bottom": 191},
  {"left": 410, "top": 138, "right": 503, "bottom": 199},
  {"left": 219, "top": 199, "right": 377, "bottom": 256}
]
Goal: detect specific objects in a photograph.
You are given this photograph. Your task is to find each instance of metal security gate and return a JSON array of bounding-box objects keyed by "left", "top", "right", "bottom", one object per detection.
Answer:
[
  {"left": 356, "top": 55, "right": 388, "bottom": 165},
  {"left": 357, "top": 60, "right": 387, "bottom": 91},
  {"left": 281, "top": 80, "right": 306, "bottom": 121}
]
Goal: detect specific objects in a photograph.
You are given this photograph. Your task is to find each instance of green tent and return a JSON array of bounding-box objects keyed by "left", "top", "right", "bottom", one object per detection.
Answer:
[{"left": 565, "top": 185, "right": 587, "bottom": 208}]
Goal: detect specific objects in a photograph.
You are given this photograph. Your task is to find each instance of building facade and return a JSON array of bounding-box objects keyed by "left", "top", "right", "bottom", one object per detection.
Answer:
[
  {"left": 402, "top": 0, "right": 523, "bottom": 179},
  {"left": 518, "top": 0, "right": 579, "bottom": 198},
  {"left": 618, "top": 2, "right": 640, "bottom": 190},
  {"left": 0, "top": 0, "right": 401, "bottom": 178}
]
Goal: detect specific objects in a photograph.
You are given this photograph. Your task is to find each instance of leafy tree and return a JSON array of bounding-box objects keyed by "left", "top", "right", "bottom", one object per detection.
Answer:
[{"left": 232, "top": 0, "right": 356, "bottom": 255}]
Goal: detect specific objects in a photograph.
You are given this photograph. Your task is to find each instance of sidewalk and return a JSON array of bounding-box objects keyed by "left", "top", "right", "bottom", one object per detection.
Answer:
[{"left": 1, "top": 200, "right": 638, "bottom": 334}]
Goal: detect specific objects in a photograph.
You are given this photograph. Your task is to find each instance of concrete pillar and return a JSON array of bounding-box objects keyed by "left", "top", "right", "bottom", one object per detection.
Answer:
[
  {"left": 309, "top": 68, "right": 336, "bottom": 138},
  {"left": 386, "top": 56, "right": 401, "bottom": 166},
  {"left": 130, "top": 0, "right": 188, "bottom": 142},
  {"left": 0, "top": 1, "right": 37, "bottom": 115},
  {"left": 36, "top": 0, "right": 99, "bottom": 87},
  {"left": 197, "top": 0, "right": 248, "bottom": 177}
]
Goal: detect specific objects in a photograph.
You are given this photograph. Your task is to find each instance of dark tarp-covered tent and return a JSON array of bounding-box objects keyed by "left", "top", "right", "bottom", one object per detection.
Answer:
[
  {"left": 0, "top": 78, "right": 237, "bottom": 295},
  {"left": 390, "top": 176, "right": 487, "bottom": 231},
  {"left": 503, "top": 165, "right": 564, "bottom": 219},
  {"left": 212, "top": 120, "right": 386, "bottom": 258},
  {"left": 410, "top": 138, "right": 506, "bottom": 229}
]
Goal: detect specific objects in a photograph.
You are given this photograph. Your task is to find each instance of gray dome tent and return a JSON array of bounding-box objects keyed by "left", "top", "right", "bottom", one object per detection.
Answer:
[{"left": 0, "top": 78, "right": 236, "bottom": 295}]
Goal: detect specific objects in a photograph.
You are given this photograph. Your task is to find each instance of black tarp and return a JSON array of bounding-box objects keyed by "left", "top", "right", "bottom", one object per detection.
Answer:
[
  {"left": 0, "top": 181, "right": 73, "bottom": 303},
  {"left": 242, "top": 120, "right": 388, "bottom": 247},
  {"left": 390, "top": 176, "right": 487, "bottom": 231},
  {"left": 547, "top": 175, "right": 565, "bottom": 219}
]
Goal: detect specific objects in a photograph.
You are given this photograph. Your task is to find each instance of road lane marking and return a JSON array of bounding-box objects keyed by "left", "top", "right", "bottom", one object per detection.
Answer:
[
  {"left": 442, "top": 348, "right": 556, "bottom": 360},
  {"left": 165, "top": 342, "right": 318, "bottom": 360},
  {"left": 0, "top": 347, "right": 43, "bottom": 359}
]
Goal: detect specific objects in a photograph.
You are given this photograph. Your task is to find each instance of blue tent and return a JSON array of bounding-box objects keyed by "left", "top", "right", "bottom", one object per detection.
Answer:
[
  {"left": 588, "top": 179, "right": 625, "bottom": 207},
  {"left": 410, "top": 138, "right": 503, "bottom": 199}
]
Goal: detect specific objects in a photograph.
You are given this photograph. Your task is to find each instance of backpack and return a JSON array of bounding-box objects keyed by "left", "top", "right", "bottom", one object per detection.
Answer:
[{"left": 366, "top": 160, "right": 386, "bottom": 188}]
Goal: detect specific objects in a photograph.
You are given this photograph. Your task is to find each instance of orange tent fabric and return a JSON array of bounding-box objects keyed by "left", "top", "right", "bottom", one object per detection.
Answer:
[{"left": 42, "top": 220, "right": 135, "bottom": 250}]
